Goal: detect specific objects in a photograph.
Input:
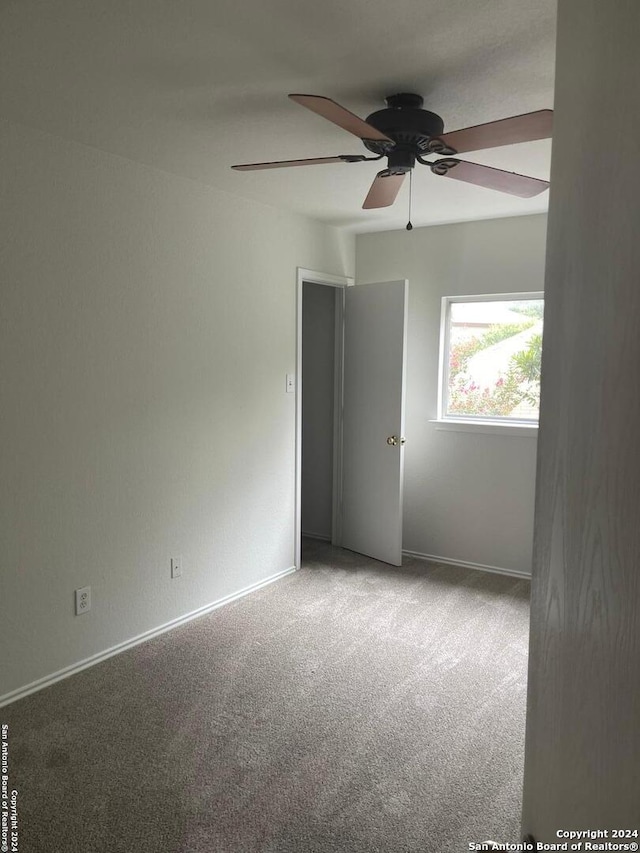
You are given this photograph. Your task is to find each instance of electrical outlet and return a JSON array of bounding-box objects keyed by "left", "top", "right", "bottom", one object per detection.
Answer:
[
  {"left": 171, "top": 557, "right": 182, "bottom": 579},
  {"left": 75, "top": 586, "right": 91, "bottom": 615},
  {"left": 286, "top": 373, "right": 295, "bottom": 393}
]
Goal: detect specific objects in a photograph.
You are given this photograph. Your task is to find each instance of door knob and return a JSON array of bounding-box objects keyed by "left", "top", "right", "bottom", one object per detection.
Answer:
[{"left": 386, "top": 435, "right": 406, "bottom": 446}]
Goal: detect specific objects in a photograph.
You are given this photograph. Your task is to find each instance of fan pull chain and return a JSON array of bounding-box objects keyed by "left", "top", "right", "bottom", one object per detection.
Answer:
[{"left": 406, "top": 170, "right": 413, "bottom": 231}]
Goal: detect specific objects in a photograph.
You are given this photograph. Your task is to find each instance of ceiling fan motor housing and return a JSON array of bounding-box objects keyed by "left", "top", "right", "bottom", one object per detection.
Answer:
[{"left": 364, "top": 93, "right": 446, "bottom": 168}]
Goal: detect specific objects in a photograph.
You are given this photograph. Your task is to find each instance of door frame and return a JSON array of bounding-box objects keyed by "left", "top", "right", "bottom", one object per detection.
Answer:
[{"left": 295, "top": 267, "right": 354, "bottom": 571}]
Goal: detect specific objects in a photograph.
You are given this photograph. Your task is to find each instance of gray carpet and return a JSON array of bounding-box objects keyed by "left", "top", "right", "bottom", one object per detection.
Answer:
[{"left": 3, "top": 540, "right": 530, "bottom": 852}]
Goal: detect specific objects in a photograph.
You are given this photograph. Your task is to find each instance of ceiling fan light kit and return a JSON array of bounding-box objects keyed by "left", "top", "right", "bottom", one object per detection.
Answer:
[{"left": 232, "top": 92, "right": 553, "bottom": 216}]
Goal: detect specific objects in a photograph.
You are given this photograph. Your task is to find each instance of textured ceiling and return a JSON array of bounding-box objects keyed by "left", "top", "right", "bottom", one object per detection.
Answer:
[{"left": 0, "top": 0, "right": 557, "bottom": 233}]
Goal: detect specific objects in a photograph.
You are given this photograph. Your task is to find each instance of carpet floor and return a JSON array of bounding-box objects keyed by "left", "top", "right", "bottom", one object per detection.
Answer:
[{"left": 3, "top": 540, "right": 530, "bottom": 852}]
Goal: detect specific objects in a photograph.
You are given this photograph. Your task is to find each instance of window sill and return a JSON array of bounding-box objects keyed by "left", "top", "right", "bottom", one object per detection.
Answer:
[{"left": 429, "top": 418, "right": 538, "bottom": 437}]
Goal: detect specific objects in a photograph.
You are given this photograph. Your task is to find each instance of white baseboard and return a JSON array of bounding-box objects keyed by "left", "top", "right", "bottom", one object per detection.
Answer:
[
  {"left": 301, "top": 531, "right": 331, "bottom": 542},
  {"left": 0, "top": 565, "right": 296, "bottom": 709},
  {"left": 402, "top": 549, "right": 531, "bottom": 580}
]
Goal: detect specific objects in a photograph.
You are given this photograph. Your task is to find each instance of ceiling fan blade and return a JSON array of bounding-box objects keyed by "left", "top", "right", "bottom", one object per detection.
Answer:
[
  {"left": 431, "top": 159, "right": 549, "bottom": 197},
  {"left": 289, "top": 94, "right": 393, "bottom": 143},
  {"left": 232, "top": 155, "right": 362, "bottom": 171},
  {"left": 438, "top": 110, "right": 553, "bottom": 154},
  {"left": 362, "top": 171, "right": 406, "bottom": 209}
]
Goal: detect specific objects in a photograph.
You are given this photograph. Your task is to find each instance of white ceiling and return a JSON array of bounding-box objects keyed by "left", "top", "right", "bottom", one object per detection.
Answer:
[{"left": 0, "top": 0, "right": 557, "bottom": 233}]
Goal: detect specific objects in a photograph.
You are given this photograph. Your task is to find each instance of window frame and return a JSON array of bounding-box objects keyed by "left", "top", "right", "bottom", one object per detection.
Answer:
[{"left": 435, "top": 291, "right": 544, "bottom": 433}]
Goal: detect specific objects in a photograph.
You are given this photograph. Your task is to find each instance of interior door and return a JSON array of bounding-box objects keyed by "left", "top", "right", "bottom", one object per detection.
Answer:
[{"left": 340, "top": 280, "right": 408, "bottom": 566}]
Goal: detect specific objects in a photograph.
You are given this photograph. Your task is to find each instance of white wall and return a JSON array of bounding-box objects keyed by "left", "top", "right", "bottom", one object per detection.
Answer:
[
  {"left": 301, "top": 283, "right": 335, "bottom": 540},
  {"left": 356, "top": 214, "right": 548, "bottom": 574},
  {"left": 0, "top": 119, "right": 354, "bottom": 701},
  {"left": 523, "top": 0, "right": 640, "bottom": 834}
]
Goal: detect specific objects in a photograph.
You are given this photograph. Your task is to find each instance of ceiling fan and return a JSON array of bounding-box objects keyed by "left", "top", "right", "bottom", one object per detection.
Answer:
[{"left": 231, "top": 93, "right": 553, "bottom": 212}]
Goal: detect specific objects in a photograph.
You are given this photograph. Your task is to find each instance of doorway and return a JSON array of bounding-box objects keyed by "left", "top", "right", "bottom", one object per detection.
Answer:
[
  {"left": 301, "top": 281, "right": 339, "bottom": 543},
  {"left": 295, "top": 269, "right": 408, "bottom": 570},
  {"left": 295, "top": 268, "right": 351, "bottom": 570}
]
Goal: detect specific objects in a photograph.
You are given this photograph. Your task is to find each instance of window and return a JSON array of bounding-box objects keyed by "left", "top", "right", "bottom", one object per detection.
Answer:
[{"left": 438, "top": 293, "right": 544, "bottom": 426}]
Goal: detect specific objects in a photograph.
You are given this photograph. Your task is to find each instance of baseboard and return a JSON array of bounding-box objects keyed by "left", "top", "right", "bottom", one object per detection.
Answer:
[
  {"left": 0, "top": 565, "right": 297, "bottom": 709},
  {"left": 402, "top": 549, "right": 531, "bottom": 580},
  {"left": 301, "top": 531, "right": 331, "bottom": 542}
]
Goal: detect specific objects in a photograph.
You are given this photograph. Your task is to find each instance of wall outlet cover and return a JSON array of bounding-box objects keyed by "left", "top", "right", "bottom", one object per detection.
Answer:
[
  {"left": 75, "top": 586, "right": 91, "bottom": 615},
  {"left": 171, "top": 557, "right": 182, "bottom": 578}
]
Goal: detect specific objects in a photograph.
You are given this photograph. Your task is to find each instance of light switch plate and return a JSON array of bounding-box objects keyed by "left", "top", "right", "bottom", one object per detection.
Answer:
[{"left": 286, "top": 373, "right": 295, "bottom": 393}]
